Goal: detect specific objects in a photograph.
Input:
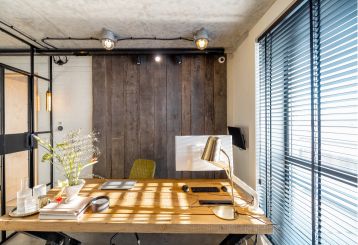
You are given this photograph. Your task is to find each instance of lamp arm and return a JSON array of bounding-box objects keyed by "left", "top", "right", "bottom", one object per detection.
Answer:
[
  {"left": 219, "top": 149, "right": 262, "bottom": 214},
  {"left": 231, "top": 175, "right": 259, "bottom": 209},
  {"left": 220, "top": 149, "right": 236, "bottom": 217}
]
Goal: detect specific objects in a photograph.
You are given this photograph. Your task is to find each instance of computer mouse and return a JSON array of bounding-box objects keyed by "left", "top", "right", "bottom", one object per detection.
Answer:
[
  {"left": 221, "top": 186, "right": 228, "bottom": 192},
  {"left": 182, "top": 185, "right": 189, "bottom": 192}
]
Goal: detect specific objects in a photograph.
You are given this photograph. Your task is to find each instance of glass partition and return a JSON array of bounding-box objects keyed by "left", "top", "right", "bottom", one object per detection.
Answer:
[{"left": 34, "top": 78, "right": 51, "bottom": 132}]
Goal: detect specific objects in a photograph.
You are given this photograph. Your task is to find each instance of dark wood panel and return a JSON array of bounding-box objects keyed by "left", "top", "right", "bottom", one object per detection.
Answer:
[
  {"left": 181, "top": 56, "right": 191, "bottom": 136},
  {"left": 214, "top": 55, "right": 227, "bottom": 135},
  {"left": 204, "top": 56, "right": 215, "bottom": 179},
  {"left": 166, "top": 57, "right": 181, "bottom": 179},
  {"left": 153, "top": 57, "right": 167, "bottom": 178},
  {"left": 93, "top": 56, "right": 110, "bottom": 178},
  {"left": 139, "top": 56, "right": 154, "bottom": 159},
  {"left": 111, "top": 56, "right": 126, "bottom": 178},
  {"left": 93, "top": 54, "right": 227, "bottom": 179},
  {"left": 191, "top": 55, "right": 206, "bottom": 135},
  {"left": 191, "top": 55, "right": 207, "bottom": 179},
  {"left": 180, "top": 56, "right": 192, "bottom": 179},
  {"left": 124, "top": 57, "right": 140, "bottom": 178},
  {"left": 139, "top": 56, "right": 155, "bottom": 160}
]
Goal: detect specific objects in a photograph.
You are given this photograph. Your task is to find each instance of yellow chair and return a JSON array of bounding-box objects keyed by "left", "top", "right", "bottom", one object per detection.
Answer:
[{"left": 129, "top": 159, "right": 156, "bottom": 179}]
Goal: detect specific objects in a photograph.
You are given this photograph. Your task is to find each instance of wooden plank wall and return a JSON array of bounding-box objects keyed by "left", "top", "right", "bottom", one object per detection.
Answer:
[{"left": 92, "top": 54, "right": 227, "bottom": 179}]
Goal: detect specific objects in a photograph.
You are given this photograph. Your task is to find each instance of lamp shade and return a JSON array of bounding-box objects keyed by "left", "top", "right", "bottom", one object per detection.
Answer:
[
  {"left": 194, "top": 28, "right": 209, "bottom": 50},
  {"left": 101, "top": 28, "right": 117, "bottom": 50},
  {"left": 201, "top": 136, "right": 222, "bottom": 162}
]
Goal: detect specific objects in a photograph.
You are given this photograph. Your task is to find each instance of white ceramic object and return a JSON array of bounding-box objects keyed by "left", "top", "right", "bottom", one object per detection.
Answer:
[
  {"left": 65, "top": 179, "right": 85, "bottom": 202},
  {"left": 9, "top": 207, "right": 39, "bottom": 217}
]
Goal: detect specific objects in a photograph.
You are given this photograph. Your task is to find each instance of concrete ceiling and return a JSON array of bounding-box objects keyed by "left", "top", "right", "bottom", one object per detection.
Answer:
[{"left": 0, "top": 0, "right": 275, "bottom": 52}]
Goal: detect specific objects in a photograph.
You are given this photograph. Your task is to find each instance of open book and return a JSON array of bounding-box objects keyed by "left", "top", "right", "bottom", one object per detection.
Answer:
[{"left": 39, "top": 196, "right": 92, "bottom": 220}]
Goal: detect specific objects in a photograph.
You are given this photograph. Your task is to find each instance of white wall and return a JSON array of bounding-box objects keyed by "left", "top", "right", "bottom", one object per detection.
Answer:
[
  {"left": 52, "top": 57, "right": 92, "bottom": 183},
  {"left": 227, "top": 0, "right": 296, "bottom": 189}
]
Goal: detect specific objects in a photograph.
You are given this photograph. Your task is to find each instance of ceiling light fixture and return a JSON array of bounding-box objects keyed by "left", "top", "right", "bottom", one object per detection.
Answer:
[
  {"left": 154, "top": 55, "right": 161, "bottom": 62},
  {"left": 175, "top": 55, "right": 182, "bottom": 64},
  {"left": 53, "top": 56, "right": 68, "bottom": 65},
  {"left": 101, "top": 28, "right": 117, "bottom": 50},
  {"left": 194, "top": 28, "right": 209, "bottom": 50}
]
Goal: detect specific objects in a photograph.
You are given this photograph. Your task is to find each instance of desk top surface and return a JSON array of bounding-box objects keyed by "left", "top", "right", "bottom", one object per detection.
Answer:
[{"left": 0, "top": 179, "right": 273, "bottom": 234}]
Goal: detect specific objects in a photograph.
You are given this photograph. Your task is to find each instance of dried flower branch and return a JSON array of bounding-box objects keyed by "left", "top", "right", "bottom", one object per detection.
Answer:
[{"left": 33, "top": 130, "right": 100, "bottom": 186}]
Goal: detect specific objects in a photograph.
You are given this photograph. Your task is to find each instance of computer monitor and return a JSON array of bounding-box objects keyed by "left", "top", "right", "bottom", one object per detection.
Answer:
[{"left": 175, "top": 135, "right": 233, "bottom": 171}]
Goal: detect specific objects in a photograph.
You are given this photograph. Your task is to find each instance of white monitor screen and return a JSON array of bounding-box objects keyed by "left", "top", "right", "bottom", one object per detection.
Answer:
[{"left": 175, "top": 135, "right": 233, "bottom": 171}]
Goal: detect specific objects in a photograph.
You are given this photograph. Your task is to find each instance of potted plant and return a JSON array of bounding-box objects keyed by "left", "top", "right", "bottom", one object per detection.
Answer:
[{"left": 33, "top": 130, "right": 100, "bottom": 202}]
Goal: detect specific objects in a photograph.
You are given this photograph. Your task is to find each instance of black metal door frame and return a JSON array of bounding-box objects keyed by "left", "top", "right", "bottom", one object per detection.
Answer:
[{"left": 0, "top": 59, "right": 53, "bottom": 243}]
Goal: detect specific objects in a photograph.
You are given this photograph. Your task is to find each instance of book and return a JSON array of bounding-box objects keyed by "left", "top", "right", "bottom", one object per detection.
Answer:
[
  {"left": 39, "top": 196, "right": 92, "bottom": 220},
  {"left": 39, "top": 211, "right": 85, "bottom": 220}
]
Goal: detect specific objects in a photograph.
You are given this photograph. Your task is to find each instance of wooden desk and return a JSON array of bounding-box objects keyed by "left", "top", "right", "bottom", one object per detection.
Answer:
[{"left": 0, "top": 179, "right": 272, "bottom": 243}]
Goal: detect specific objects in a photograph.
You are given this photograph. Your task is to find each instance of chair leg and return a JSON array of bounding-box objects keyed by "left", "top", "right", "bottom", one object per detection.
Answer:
[{"left": 134, "top": 233, "right": 140, "bottom": 245}]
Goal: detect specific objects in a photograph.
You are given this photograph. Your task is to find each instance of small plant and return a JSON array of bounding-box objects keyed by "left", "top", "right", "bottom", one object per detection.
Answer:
[{"left": 34, "top": 130, "right": 100, "bottom": 186}]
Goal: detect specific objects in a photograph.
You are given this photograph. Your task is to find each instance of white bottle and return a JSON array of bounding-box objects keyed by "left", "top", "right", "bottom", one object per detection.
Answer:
[{"left": 16, "top": 177, "right": 32, "bottom": 214}]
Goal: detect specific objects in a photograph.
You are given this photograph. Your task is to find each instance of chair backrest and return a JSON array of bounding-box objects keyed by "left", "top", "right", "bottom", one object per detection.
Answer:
[{"left": 129, "top": 159, "right": 156, "bottom": 179}]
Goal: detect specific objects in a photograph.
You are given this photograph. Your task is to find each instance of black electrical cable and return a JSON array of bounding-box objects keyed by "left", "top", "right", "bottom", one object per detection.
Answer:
[
  {"left": 0, "top": 20, "right": 51, "bottom": 49},
  {"left": 109, "top": 233, "right": 141, "bottom": 245},
  {"left": 109, "top": 233, "right": 119, "bottom": 245},
  {"left": 41, "top": 35, "right": 194, "bottom": 49}
]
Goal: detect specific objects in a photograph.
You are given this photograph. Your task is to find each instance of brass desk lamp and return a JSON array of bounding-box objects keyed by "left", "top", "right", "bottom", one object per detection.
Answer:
[{"left": 201, "top": 136, "right": 238, "bottom": 220}]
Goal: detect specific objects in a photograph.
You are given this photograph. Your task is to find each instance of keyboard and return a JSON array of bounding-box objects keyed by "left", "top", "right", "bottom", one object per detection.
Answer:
[
  {"left": 191, "top": 187, "right": 220, "bottom": 193},
  {"left": 199, "top": 200, "right": 233, "bottom": 205}
]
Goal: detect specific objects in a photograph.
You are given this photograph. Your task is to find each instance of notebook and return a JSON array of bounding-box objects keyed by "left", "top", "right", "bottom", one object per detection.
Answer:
[
  {"left": 100, "top": 180, "right": 137, "bottom": 190},
  {"left": 39, "top": 196, "right": 92, "bottom": 220}
]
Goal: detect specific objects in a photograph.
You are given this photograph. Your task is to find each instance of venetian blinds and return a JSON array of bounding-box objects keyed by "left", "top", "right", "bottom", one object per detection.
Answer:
[{"left": 257, "top": 0, "right": 357, "bottom": 244}]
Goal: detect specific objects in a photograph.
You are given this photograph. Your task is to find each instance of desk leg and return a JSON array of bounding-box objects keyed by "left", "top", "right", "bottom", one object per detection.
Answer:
[
  {"left": 220, "top": 234, "right": 253, "bottom": 245},
  {"left": 22, "top": 231, "right": 81, "bottom": 245}
]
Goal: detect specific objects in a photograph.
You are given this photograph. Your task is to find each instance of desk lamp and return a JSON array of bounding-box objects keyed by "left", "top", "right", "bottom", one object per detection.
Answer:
[{"left": 201, "top": 136, "right": 237, "bottom": 220}]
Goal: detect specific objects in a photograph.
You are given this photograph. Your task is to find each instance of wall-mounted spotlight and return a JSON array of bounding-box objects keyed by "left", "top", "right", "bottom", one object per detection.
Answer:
[
  {"left": 46, "top": 90, "right": 52, "bottom": 112},
  {"left": 175, "top": 55, "right": 182, "bottom": 64},
  {"left": 136, "top": 56, "right": 141, "bottom": 65},
  {"left": 194, "top": 28, "right": 209, "bottom": 50},
  {"left": 218, "top": 56, "right": 226, "bottom": 63},
  {"left": 101, "top": 28, "right": 117, "bottom": 50},
  {"left": 154, "top": 55, "right": 161, "bottom": 63}
]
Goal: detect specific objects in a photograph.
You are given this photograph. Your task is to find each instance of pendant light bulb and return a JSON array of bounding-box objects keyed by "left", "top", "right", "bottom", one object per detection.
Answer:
[
  {"left": 101, "top": 28, "right": 117, "bottom": 50},
  {"left": 194, "top": 28, "right": 209, "bottom": 50},
  {"left": 46, "top": 90, "right": 52, "bottom": 112},
  {"left": 102, "top": 39, "right": 115, "bottom": 50}
]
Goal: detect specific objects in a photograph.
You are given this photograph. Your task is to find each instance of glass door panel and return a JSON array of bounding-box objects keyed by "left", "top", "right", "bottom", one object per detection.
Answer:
[
  {"left": 4, "top": 72, "right": 28, "bottom": 134},
  {"left": 34, "top": 77, "right": 51, "bottom": 132},
  {"left": 2, "top": 70, "right": 30, "bottom": 239},
  {"left": 34, "top": 133, "right": 51, "bottom": 185},
  {"left": 4, "top": 71, "right": 29, "bottom": 211}
]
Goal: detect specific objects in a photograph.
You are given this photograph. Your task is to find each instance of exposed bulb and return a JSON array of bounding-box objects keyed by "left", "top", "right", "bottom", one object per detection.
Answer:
[
  {"left": 102, "top": 38, "right": 115, "bottom": 50},
  {"left": 154, "top": 55, "right": 161, "bottom": 62},
  {"left": 195, "top": 38, "right": 208, "bottom": 50}
]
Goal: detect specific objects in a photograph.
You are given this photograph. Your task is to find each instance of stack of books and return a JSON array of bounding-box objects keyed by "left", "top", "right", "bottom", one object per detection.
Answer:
[{"left": 39, "top": 196, "right": 92, "bottom": 220}]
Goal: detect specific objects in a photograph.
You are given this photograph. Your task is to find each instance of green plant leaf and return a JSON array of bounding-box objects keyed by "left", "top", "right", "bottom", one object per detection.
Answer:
[
  {"left": 56, "top": 142, "right": 68, "bottom": 148},
  {"left": 41, "top": 153, "right": 53, "bottom": 162}
]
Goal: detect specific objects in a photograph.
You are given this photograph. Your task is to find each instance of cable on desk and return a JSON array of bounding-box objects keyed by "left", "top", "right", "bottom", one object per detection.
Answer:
[
  {"left": 109, "top": 233, "right": 140, "bottom": 245},
  {"left": 110, "top": 233, "right": 119, "bottom": 245},
  {"left": 254, "top": 234, "right": 258, "bottom": 245}
]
